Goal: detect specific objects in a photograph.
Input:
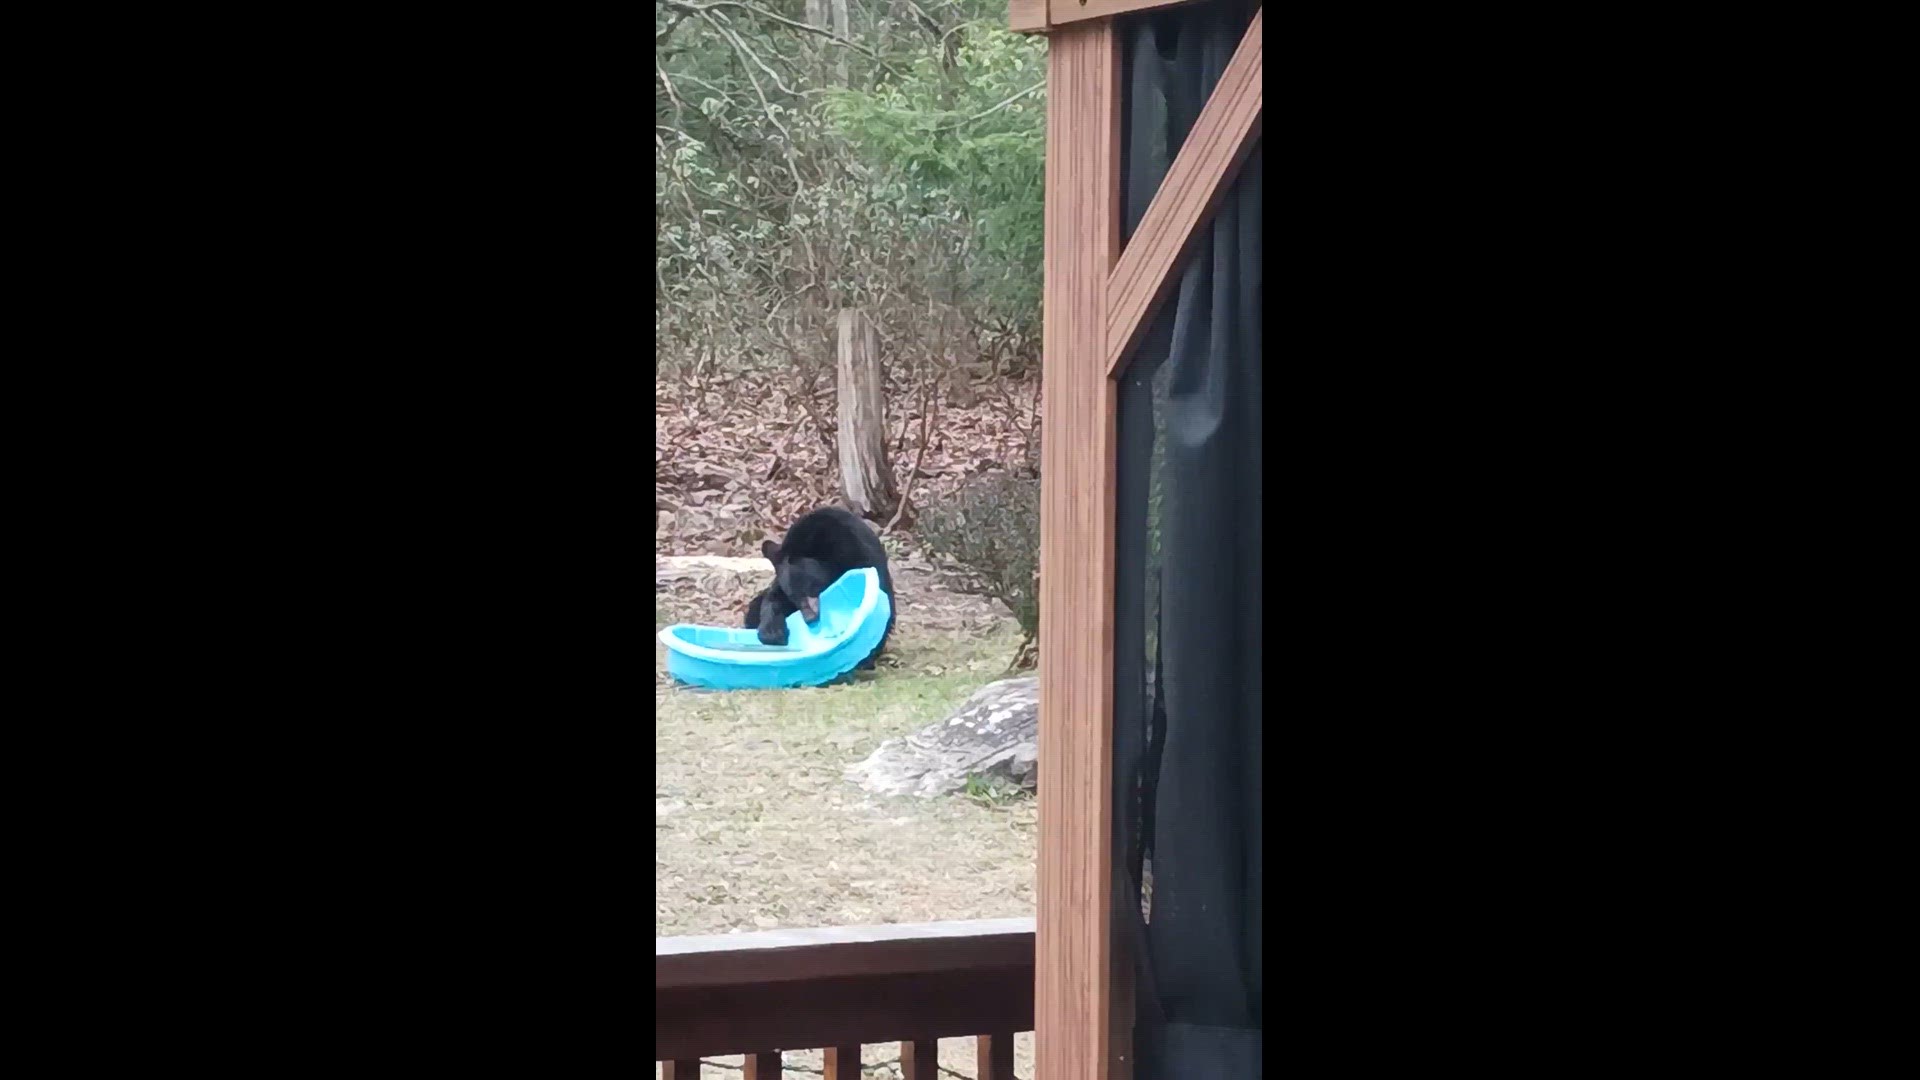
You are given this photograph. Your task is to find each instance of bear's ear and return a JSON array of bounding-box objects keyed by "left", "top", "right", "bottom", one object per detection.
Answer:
[{"left": 761, "top": 538, "right": 781, "bottom": 562}]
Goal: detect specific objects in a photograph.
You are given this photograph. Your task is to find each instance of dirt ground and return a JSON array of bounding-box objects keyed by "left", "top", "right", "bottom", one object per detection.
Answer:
[{"left": 656, "top": 555, "right": 1038, "bottom": 1079}]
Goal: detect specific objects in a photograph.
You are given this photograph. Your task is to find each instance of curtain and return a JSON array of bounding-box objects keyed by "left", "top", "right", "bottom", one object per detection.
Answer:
[{"left": 1113, "top": 0, "right": 1263, "bottom": 1074}]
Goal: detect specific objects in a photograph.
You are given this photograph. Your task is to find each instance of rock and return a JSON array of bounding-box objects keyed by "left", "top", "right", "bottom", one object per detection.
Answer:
[
  {"left": 655, "top": 554, "right": 767, "bottom": 589},
  {"left": 846, "top": 676, "right": 1039, "bottom": 798}
]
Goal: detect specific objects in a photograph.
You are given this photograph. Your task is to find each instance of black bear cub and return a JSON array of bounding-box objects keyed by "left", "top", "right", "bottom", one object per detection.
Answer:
[
  {"left": 743, "top": 586, "right": 795, "bottom": 639},
  {"left": 748, "top": 505, "right": 895, "bottom": 669}
]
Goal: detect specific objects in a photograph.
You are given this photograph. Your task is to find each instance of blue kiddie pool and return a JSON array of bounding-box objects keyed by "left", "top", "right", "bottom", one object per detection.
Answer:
[{"left": 658, "top": 568, "right": 891, "bottom": 690}]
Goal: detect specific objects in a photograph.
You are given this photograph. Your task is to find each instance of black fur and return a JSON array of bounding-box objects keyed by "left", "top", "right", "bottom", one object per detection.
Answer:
[
  {"left": 758, "top": 506, "right": 895, "bottom": 667},
  {"left": 744, "top": 585, "right": 798, "bottom": 646}
]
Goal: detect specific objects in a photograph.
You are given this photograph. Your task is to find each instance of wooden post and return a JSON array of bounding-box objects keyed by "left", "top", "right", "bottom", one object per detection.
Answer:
[
  {"left": 836, "top": 308, "right": 898, "bottom": 519},
  {"left": 1014, "top": 6, "right": 1260, "bottom": 1080},
  {"left": 1037, "top": 19, "right": 1122, "bottom": 1080}
]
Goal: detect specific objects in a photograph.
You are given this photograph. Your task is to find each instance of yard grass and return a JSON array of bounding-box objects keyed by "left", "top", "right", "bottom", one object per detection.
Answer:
[{"left": 655, "top": 557, "right": 1038, "bottom": 1078}]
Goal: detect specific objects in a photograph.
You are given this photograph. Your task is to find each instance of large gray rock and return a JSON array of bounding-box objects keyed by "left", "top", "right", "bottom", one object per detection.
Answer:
[{"left": 847, "top": 676, "right": 1038, "bottom": 798}]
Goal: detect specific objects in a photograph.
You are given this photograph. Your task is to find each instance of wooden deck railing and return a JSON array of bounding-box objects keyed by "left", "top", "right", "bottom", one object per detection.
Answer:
[{"left": 657, "top": 917, "right": 1035, "bottom": 1079}]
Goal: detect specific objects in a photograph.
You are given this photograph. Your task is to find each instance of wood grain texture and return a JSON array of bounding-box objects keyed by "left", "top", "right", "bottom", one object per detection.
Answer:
[
  {"left": 836, "top": 307, "right": 897, "bottom": 517},
  {"left": 977, "top": 1032, "right": 1017, "bottom": 1080},
  {"left": 743, "top": 1052, "right": 781, "bottom": 1079},
  {"left": 657, "top": 917, "right": 1033, "bottom": 989},
  {"left": 1048, "top": 0, "right": 1205, "bottom": 25},
  {"left": 824, "top": 1045, "right": 862, "bottom": 1080},
  {"left": 1104, "top": 6, "right": 1263, "bottom": 376},
  {"left": 1038, "top": 20, "right": 1122, "bottom": 1080},
  {"left": 661, "top": 1062, "right": 702, "bottom": 1080},
  {"left": 656, "top": 967, "right": 1034, "bottom": 1062},
  {"left": 1009, "top": 0, "right": 1049, "bottom": 32}
]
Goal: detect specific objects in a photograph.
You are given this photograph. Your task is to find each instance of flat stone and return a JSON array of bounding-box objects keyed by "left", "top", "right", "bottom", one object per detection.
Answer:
[{"left": 845, "top": 676, "right": 1039, "bottom": 798}]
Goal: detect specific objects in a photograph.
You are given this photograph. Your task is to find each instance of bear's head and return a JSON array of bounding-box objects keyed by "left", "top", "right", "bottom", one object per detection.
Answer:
[{"left": 761, "top": 538, "right": 835, "bottom": 624}]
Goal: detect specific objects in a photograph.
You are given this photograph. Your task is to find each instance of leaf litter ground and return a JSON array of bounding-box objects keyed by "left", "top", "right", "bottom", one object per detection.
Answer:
[{"left": 656, "top": 556, "right": 1037, "bottom": 1079}]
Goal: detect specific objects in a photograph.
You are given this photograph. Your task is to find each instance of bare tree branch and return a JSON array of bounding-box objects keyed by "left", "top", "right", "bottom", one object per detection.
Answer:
[
  {"left": 704, "top": 8, "right": 807, "bottom": 98},
  {"left": 663, "top": 0, "right": 881, "bottom": 61},
  {"left": 655, "top": 59, "right": 686, "bottom": 123},
  {"left": 688, "top": 9, "right": 804, "bottom": 188},
  {"left": 940, "top": 80, "right": 1044, "bottom": 130}
]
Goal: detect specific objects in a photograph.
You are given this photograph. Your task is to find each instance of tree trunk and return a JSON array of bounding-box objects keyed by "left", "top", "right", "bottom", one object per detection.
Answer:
[
  {"left": 829, "top": 0, "right": 850, "bottom": 86},
  {"left": 836, "top": 309, "right": 897, "bottom": 519},
  {"left": 805, "top": 0, "right": 830, "bottom": 85}
]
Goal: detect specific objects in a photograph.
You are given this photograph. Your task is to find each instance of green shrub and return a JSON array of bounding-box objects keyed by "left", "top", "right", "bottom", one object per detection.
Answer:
[{"left": 916, "top": 471, "right": 1040, "bottom": 667}]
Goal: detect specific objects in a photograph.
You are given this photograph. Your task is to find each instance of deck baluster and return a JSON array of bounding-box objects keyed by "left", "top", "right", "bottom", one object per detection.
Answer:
[
  {"left": 901, "top": 1038, "right": 937, "bottom": 1080},
  {"left": 977, "top": 1032, "right": 1016, "bottom": 1079},
  {"left": 824, "top": 1044, "right": 862, "bottom": 1079}
]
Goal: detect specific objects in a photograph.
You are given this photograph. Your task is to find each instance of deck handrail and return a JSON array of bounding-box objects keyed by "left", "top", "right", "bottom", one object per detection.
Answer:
[
  {"left": 658, "top": 916, "right": 1035, "bottom": 987},
  {"left": 656, "top": 916, "right": 1035, "bottom": 1077}
]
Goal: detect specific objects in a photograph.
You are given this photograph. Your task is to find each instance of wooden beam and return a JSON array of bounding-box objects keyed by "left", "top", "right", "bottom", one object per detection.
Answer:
[
  {"left": 1037, "top": 19, "right": 1122, "bottom": 1080},
  {"left": 1049, "top": 0, "right": 1204, "bottom": 26},
  {"left": 1009, "top": 0, "right": 1049, "bottom": 32},
  {"left": 1104, "top": 7, "right": 1263, "bottom": 376},
  {"left": 1015, "top": 0, "right": 1201, "bottom": 31}
]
